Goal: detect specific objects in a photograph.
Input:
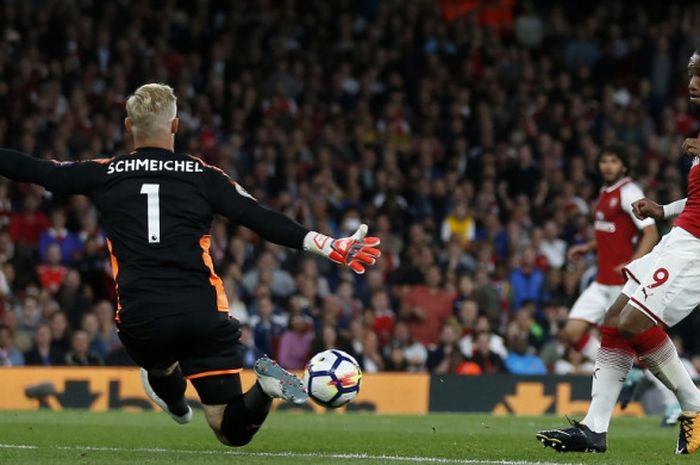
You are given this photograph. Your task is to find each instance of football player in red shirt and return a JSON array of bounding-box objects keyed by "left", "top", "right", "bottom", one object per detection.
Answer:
[
  {"left": 564, "top": 145, "right": 658, "bottom": 364},
  {"left": 538, "top": 50, "right": 700, "bottom": 455}
]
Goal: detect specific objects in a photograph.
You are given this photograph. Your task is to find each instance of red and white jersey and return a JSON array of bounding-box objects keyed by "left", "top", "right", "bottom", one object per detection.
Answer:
[
  {"left": 594, "top": 177, "right": 654, "bottom": 285},
  {"left": 675, "top": 157, "right": 700, "bottom": 237}
]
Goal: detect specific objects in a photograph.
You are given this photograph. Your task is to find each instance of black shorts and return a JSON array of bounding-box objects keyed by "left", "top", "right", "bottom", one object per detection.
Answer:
[{"left": 117, "top": 310, "right": 243, "bottom": 379}]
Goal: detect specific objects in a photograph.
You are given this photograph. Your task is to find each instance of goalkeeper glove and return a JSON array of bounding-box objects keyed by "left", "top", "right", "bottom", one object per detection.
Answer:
[{"left": 303, "top": 224, "right": 381, "bottom": 274}]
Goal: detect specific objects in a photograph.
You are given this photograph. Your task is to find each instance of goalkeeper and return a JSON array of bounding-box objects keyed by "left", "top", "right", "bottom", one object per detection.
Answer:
[{"left": 0, "top": 83, "right": 381, "bottom": 447}]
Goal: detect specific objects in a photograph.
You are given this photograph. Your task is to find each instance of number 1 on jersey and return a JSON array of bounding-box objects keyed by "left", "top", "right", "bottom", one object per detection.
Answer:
[{"left": 140, "top": 183, "right": 160, "bottom": 243}]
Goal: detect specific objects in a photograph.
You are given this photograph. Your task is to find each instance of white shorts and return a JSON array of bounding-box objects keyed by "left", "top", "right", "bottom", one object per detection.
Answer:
[
  {"left": 622, "top": 227, "right": 700, "bottom": 327},
  {"left": 569, "top": 282, "right": 623, "bottom": 324}
]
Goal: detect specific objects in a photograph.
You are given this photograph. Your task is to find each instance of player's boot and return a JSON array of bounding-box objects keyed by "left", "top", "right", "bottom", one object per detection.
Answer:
[
  {"left": 254, "top": 355, "right": 308, "bottom": 405},
  {"left": 139, "top": 368, "right": 193, "bottom": 424},
  {"left": 536, "top": 419, "right": 607, "bottom": 453},
  {"left": 676, "top": 411, "right": 700, "bottom": 454}
]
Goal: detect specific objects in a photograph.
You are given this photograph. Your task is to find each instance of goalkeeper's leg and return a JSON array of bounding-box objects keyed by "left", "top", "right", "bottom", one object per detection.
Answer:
[{"left": 192, "top": 359, "right": 306, "bottom": 447}]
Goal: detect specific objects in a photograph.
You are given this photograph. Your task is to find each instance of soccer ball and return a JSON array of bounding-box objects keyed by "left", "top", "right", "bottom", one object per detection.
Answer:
[{"left": 303, "top": 349, "right": 362, "bottom": 408}]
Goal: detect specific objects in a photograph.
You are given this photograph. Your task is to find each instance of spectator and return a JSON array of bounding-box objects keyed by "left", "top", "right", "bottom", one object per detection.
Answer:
[
  {"left": 384, "top": 344, "right": 408, "bottom": 372},
  {"left": 240, "top": 324, "right": 263, "bottom": 369},
  {"left": 65, "top": 329, "right": 104, "bottom": 366},
  {"left": 427, "top": 323, "right": 464, "bottom": 374},
  {"left": 504, "top": 323, "right": 547, "bottom": 375},
  {"left": 277, "top": 314, "right": 314, "bottom": 370},
  {"left": 9, "top": 195, "right": 49, "bottom": 248},
  {"left": 368, "top": 290, "right": 395, "bottom": 347},
  {"left": 37, "top": 244, "right": 69, "bottom": 295},
  {"left": 310, "top": 324, "right": 352, "bottom": 356},
  {"left": 440, "top": 202, "right": 475, "bottom": 247},
  {"left": 81, "top": 311, "right": 109, "bottom": 358},
  {"left": 357, "top": 329, "right": 384, "bottom": 374},
  {"left": 56, "top": 269, "right": 92, "bottom": 328},
  {"left": 249, "top": 296, "right": 285, "bottom": 358},
  {"left": 459, "top": 316, "right": 508, "bottom": 361},
  {"left": 509, "top": 247, "right": 544, "bottom": 310},
  {"left": 93, "top": 300, "right": 121, "bottom": 356},
  {"left": 38, "top": 209, "right": 82, "bottom": 264},
  {"left": 389, "top": 321, "right": 428, "bottom": 372},
  {"left": 539, "top": 221, "right": 567, "bottom": 269},
  {"left": 400, "top": 265, "right": 456, "bottom": 346},
  {"left": 16, "top": 295, "right": 42, "bottom": 336},
  {"left": 471, "top": 332, "right": 507, "bottom": 374},
  {"left": 455, "top": 298, "right": 479, "bottom": 337},
  {"left": 0, "top": 324, "right": 24, "bottom": 366},
  {"left": 241, "top": 251, "right": 295, "bottom": 300},
  {"left": 24, "top": 323, "right": 64, "bottom": 366},
  {"left": 554, "top": 348, "right": 595, "bottom": 375},
  {"left": 2, "top": 307, "right": 32, "bottom": 353},
  {"left": 49, "top": 311, "right": 71, "bottom": 353}
]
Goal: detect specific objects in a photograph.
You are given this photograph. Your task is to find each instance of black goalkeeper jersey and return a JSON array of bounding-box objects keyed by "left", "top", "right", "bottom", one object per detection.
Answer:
[{"left": 0, "top": 147, "right": 308, "bottom": 324}]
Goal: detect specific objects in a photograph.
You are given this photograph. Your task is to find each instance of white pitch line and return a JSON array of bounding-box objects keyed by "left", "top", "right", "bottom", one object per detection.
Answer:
[
  {"left": 0, "top": 444, "right": 37, "bottom": 449},
  {"left": 0, "top": 443, "right": 582, "bottom": 465}
]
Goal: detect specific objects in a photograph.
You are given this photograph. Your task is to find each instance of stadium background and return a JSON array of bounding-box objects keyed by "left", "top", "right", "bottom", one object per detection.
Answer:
[{"left": 2, "top": 0, "right": 700, "bottom": 414}]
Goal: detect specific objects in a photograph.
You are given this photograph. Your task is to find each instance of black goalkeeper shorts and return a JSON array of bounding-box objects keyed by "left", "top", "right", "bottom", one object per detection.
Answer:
[{"left": 117, "top": 310, "right": 244, "bottom": 379}]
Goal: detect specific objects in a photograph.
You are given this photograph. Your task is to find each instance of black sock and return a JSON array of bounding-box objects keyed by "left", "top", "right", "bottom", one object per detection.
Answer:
[
  {"left": 243, "top": 381, "right": 272, "bottom": 414},
  {"left": 148, "top": 368, "right": 188, "bottom": 416},
  {"left": 220, "top": 384, "right": 271, "bottom": 447}
]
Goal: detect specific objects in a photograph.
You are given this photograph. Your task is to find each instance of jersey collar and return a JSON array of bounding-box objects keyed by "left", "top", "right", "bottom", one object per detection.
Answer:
[
  {"left": 130, "top": 147, "right": 175, "bottom": 155},
  {"left": 602, "top": 176, "right": 631, "bottom": 193}
]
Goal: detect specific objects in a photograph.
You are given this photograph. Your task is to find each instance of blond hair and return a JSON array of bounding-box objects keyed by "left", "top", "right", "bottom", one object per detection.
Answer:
[{"left": 125, "top": 83, "right": 177, "bottom": 138}]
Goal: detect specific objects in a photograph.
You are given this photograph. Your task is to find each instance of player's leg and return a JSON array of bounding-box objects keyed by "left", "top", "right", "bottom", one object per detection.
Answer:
[
  {"left": 183, "top": 313, "right": 307, "bottom": 446},
  {"left": 117, "top": 317, "right": 192, "bottom": 423},
  {"left": 574, "top": 251, "right": 660, "bottom": 437},
  {"left": 618, "top": 228, "right": 700, "bottom": 453},
  {"left": 536, "top": 293, "right": 629, "bottom": 453},
  {"left": 647, "top": 370, "right": 682, "bottom": 427},
  {"left": 618, "top": 304, "right": 700, "bottom": 454},
  {"left": 537, "top": 261, "right": 648, "bottom": 452},
  {"left": 565, "top": 283, "right": 610, "bottom": 362},
  {"left": 579, "top": 293, "right": 635, "bottom": 434},
  {"left": 191, "top": 373, "right": 268, "bottom": 446},
  {"left": 191, "top": 358, "right": 307, "bottom": 447},
  {"left": 140, "top": 362, "right": 192, "bottom": 423},
  {"left": 563, "top": 319, "right": 598, "bottom": 361},
  {"left": 618, "top": 305, "right": 700, "bottom": 411}
]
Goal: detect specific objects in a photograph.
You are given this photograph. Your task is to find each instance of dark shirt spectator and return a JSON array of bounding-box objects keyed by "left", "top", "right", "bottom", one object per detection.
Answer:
[
  {"left": 65, "top": 330, "right": 104, "bottom": 366},
  {"left": 24, "top": 324, "right": 65, "bottom": 366},
  {"left": 470, "top": 332, "right": 507, "bottom": 374}
]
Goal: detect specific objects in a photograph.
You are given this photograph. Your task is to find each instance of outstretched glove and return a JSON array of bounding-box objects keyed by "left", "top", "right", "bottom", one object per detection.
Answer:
[{"left": 303, "top": 224, "right": 381, "bottom": 274}]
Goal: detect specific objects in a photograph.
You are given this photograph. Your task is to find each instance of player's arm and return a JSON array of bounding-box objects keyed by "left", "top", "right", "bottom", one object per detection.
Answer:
[
  {"left": 0, "top": 148, "right": 105, "bottom": 194},
  {"left": 631, "top": 225, "right": 658, "bottom": 260},
  {"left": 631, "top": 197, "right": 687, "bottom": 220},
  {"left": 207, "top": 168, "right": 381, "bottom": 274},
  {"left": 567, "top": 239, "right": 595, "bottom": 260},
  {"left": 621, "top": 186, "right": 660, "bottom": 259}
]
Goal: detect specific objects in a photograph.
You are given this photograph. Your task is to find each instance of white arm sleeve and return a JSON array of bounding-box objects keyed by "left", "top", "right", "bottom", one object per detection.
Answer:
[
  {"left": 662, "top": 198, "right": 687, "bottom": 219},
  {"left": 620, "top": 182, "right": 655, "bottom": 229}
]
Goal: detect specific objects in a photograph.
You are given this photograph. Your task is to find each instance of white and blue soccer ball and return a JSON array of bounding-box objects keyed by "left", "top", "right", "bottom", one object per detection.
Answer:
[{"left": 303, "top": 349, "right": 362, "bottom": 408}]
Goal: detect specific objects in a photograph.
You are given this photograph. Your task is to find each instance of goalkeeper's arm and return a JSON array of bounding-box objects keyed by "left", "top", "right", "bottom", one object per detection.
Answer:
[
  {"left": 207, "top": 167, "right": 380, "bottom": 274},
  {"left": 236, "top": 205, "right": 380, "bottom": 274}
]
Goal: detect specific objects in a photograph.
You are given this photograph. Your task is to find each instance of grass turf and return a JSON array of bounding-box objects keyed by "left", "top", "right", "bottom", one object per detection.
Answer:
[{"left": 0, "top": 409, "right": 688, "bottom": 464}]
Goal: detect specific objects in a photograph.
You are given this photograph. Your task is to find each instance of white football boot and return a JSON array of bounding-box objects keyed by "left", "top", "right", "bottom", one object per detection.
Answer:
[{"left": 139, "top": 368, "right": 193, "bottom": 424}]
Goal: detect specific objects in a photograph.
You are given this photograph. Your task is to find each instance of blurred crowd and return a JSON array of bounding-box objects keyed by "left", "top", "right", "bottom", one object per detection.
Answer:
[{"left": 2, "top": 0, "right": 700, "bottom": 376}]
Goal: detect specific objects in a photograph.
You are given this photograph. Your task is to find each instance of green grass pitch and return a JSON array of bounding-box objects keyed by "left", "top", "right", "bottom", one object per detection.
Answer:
[{"left": 0, "top": 410, "right": 690, "bottom": 464}]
